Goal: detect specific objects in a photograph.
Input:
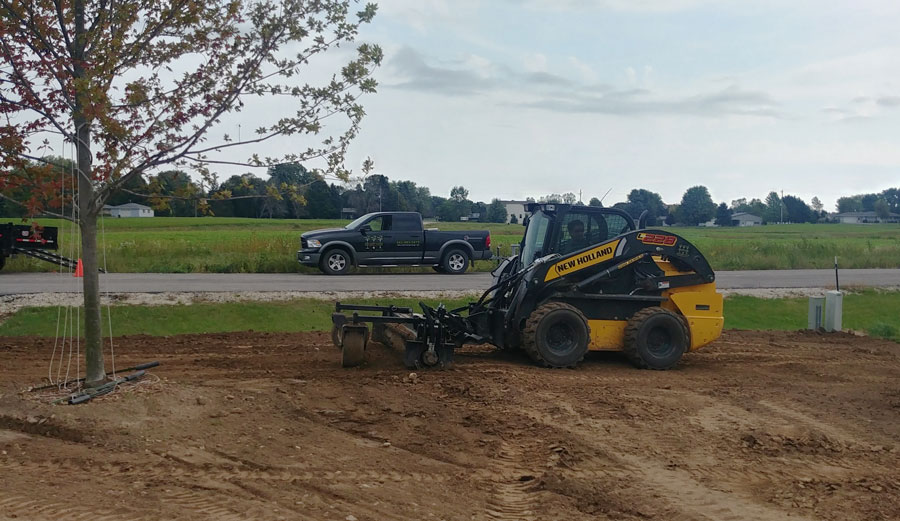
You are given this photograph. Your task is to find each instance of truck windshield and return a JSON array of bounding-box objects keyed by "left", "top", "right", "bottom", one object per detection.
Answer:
[
  {"left": 344, "top": 213, "right": 377, "bottom": 230},
  {"left": 520, "top": 211, "right": 550, "bottom": 267}
]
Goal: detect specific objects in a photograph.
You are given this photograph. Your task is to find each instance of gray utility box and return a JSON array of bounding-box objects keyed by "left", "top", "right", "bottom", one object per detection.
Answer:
[{"left": 824, "top": 290, "right": 843, "bottom": 332}]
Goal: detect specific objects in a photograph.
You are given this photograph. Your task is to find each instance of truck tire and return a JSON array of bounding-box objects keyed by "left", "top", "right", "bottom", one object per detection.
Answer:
[
  {"left": 523, "top": 302, "right": 590, "bottom": 368},
  {"left": 0, "top": 255, "right": 5, "bottom": 272},
  {"left": 321, "top": 248, "right": 351, "bottom": 275},
  {"left": 442, "top": 248, "right": 469, "bottom": 274},
  {"left": 623, "top": 307, "right": 688, "bottom": 370}
]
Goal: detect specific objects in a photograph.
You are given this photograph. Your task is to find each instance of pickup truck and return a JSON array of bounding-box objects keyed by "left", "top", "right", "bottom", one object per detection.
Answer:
[
  {"left": 297, "top": 212, "right": 492, "bottom": 275},
  {"left": 0, "top": 222, "right": 65, "bottom": 271}
]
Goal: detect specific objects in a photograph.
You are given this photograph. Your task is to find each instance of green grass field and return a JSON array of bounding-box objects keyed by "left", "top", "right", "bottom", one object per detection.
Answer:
[
  {"left": 0, "top": 291, "right": 897, "bottom": 342},
  {"left": 3, "top": 217, "right": 899, "bottom": 272}
]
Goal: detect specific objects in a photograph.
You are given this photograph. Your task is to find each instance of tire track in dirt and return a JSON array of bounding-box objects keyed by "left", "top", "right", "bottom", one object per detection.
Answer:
[
  {"left": 522, "top": 397, "right": 818, "bottom": 521},
  {"left": 484, "top": 441, "right": 539, "bottom": 521},
  {"left": 0, "top": 494, "right": 149, "bottom": 521}
]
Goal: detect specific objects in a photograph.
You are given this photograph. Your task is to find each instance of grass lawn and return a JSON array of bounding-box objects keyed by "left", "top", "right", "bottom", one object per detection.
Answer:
[
  {"left": 1, "top": 291, "right": 897, "bottom": 342},
  {"left": 3, "top": 217, "right": 898, "bottom": 272}
]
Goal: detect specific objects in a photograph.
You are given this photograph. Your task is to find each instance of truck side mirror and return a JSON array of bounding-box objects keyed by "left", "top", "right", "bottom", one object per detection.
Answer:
[{"left": 359, "top": 224, "right": 372, "bottom": 233}]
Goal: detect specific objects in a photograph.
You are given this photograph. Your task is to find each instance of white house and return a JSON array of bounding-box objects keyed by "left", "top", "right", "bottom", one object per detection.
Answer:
[
  {"left": 499, "top": 200, "right": 529, "bottom": 224},
  {"left": 104, "top": 203, "right": 155, "bottom": 218},
  {"left": 834, "top": 211, "right": 900, "bottom": 224},
  {"left": 731, "top": 212, "right": 762, "bottom": 226}
]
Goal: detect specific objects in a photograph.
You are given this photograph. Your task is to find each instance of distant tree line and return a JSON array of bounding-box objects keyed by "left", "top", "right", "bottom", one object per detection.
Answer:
[{"left": 1, "top": 160, "right": 896, "bottom": 226}]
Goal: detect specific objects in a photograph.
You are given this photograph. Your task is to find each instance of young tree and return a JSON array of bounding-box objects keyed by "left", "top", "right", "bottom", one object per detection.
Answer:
[
  {"left": 764, "top": 191, "right": 782, "bottom": 223},
  {"left": 450, "top": 186, "right": 469, "bottom": 202},
  {"left": 714, "top": 203, "right": 732, "bottom": 226},
  {"left": 874, "top": 199, "right": 891, "bottom": 220},
  {"left": 677, "top": 186, "right": 716, "bottom": 226},
  {"left": 486, "top": 199, "right": 508, "bottom": 223},
  {"left": 782, "top": 195, "right": 812, "bottom": 223},
  {"left": 539, "top": 193, "right": 562, "bottom": 203},
  {"left": 881, "top": 188, "right": 899, "bottom": 213},
  {"left": 588, "top": 197, "right": 602, "bottom": 207},
  {"left": 624, "top": 188, "right": 665, "bottom": 226},
  {"left": 0, "top": 1, "right": 381, "bottom": 387},
  {"left": 810, "top": 196, "right": 824, "bottom": 214},
  {"left": 836, "top": 195, "right": 863, "bottom": 213}
]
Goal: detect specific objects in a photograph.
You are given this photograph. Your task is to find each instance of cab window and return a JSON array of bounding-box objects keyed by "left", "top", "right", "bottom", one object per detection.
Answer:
[
  {"left": 556, "top": 212, "right": 608, "bottom": 254},
  {"left": 366, "top": 215, "right": 392, "bottom": 232},
  {"left": 604, "top": 214, "right": 631, "bottom": 238},
  {"left": 393, "top": 214, "right": 421, "bottom": 231}
]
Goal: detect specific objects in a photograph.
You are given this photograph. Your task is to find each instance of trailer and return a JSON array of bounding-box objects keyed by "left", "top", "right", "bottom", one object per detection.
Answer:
[{"left": 0, "top": 222, "right": 86, "bottom": 271}]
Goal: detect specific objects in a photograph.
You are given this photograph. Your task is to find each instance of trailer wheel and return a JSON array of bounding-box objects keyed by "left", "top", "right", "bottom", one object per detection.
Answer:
[
  {"left": 523, "top": 302, "right": 590, "bottom": 368},
  {"left": 341, "top": 325, "right": 368, "bottom": 367},
  {"left": 321, "top": 248, "right": 351, "bottom": 275},
  {"left": 442, "top": 248, "right": 469, "bottom": 274},
  {"left": 623, "top": 307, "right": 688, "bottom": 370}
]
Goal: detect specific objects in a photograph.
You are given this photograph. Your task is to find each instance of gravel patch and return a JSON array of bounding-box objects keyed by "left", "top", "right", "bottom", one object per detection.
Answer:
[{"left": 2, "top": 287, "right": 897, "bottom": 317}]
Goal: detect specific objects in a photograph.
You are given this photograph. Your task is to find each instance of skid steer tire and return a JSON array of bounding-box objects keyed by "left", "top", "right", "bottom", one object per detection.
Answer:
[
  {"left": 623, "top": 307, "right": 689, "bottom": 370},
  {"left": 523, "top": 302, "right": 590, "bottom": 368}
]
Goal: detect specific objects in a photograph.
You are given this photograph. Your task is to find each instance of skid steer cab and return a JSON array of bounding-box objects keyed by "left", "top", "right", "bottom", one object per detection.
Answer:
[{"left": 331, "top": 203, "right": 724, "bottom": 370}]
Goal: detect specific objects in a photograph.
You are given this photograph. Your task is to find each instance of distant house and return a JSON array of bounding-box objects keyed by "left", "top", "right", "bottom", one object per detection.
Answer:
[
  {"left": 499, "top": 200, "right": 529, "bottom": 224},
  {"left": 834, "top": 211, "right": 900, "bottom": 224},
  {"left": 731, "top": 212, "right": 762, "bottom": 226},
  {"left": 103, "top": 203, "right": 154, "bottom": 218}
]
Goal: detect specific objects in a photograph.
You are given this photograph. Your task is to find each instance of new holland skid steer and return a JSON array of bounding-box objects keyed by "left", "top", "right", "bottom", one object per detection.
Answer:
[{"left": 331, "top": 203, "right": 724, "bottom": 370}]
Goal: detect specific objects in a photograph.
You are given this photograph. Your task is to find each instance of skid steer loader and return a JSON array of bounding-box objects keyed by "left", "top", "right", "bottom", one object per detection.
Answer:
[{"left": 331, "top": 203, "right": 723, "bottom": 370}]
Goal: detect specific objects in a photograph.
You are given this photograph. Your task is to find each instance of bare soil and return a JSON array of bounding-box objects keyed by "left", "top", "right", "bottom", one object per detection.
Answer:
[{"left": 1, "top": 330, "right": 898, "bottom": 521}]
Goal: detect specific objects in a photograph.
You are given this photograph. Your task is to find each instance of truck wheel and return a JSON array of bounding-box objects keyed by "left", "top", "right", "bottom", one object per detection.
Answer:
[
  {"left": 623, "top": 307, "right": 688, "bottom": 370},
  {"left": 321, "top": 248, "right": 351, "bottom": 275},
  {"left": 442, "top": 249, "right": 469, "bottom": 274},
  {"left": 523, "top": 302, "right": 590, "bottom": 368},
  {"left": 0, "top": 255, "right": 5, "bottom": 271}
]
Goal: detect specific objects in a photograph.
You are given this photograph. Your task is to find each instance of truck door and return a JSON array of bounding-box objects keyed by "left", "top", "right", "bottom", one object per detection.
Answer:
[
  {"left": 390, "top": 213, "right": 425, "bottom": 263},
  {"left": 355, "top": 215, "right": 397, "bottom": 264}
]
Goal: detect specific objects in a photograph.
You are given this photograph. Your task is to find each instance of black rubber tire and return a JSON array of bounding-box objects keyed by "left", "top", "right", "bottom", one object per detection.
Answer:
[
  {"left": 623, "top": 307, "right": 689, "bottom": 370},
  {"left": 523, "top": 302, "right": 590, "bottom": 368},
  {"left": 0, "top": 255, "right": 5, "bottom": 271},
  {"left": 442, "top": 248, "right": 469, "bottom": 274},
  {"left": 320, "top": 248, "right": 351, "bottom": 275},
  {"left": 341, "top": 328, "right": 367, "bottom": 367}
]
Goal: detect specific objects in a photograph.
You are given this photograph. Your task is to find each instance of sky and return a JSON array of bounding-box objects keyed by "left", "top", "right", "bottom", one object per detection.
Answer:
[
  {"left": 313, "top": 0, "right": 898, "bottom": 211},
  {"left": 172, "top": 0, "right": 900, "bottom": 211}
]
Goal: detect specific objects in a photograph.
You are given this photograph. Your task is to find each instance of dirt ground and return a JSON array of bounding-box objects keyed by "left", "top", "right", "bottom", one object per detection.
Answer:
[{"left": 1, "top": 329, "right": 898, "bottom": 521}]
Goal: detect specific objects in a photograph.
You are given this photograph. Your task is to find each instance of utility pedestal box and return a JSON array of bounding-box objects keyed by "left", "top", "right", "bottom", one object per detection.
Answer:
[{"left": 824, "top": 290, "right": 843, "bottom": 332}]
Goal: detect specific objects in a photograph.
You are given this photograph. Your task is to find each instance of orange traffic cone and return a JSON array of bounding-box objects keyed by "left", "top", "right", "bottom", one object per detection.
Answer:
[{"left": 73, "top": 258, "right": 84, "bottom": 277}]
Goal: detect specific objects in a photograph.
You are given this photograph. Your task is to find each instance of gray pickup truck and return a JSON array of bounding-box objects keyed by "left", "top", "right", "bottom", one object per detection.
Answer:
[{"left": 297, "top": 212, "right": 492, "bottom": 275}]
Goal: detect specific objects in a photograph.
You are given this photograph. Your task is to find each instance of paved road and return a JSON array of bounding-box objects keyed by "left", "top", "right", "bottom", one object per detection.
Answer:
[{"left": 1, "top": 269, "right": 898, "bottom": 294}]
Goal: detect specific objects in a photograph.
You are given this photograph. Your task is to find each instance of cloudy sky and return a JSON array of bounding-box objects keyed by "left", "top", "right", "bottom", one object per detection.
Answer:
[{"left": 322, "top": 0, "right": 899, "bottom": 210}]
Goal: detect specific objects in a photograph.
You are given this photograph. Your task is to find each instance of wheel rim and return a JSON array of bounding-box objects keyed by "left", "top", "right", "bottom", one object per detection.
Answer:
[
  {"left": 328, "top": 253, "right": 346, "bottom": 271},
  {"left": 546, "top": 322, "right": 577, "bottom": 355},
  {"left": 646, "top": 325, "right": 675, "bottom": 358},
  {"left": 448, "top": 253, "right": 465, "bottom": 271}
]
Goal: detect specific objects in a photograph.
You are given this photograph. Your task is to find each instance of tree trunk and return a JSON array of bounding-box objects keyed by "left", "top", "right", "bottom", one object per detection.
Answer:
[
  {"left": 71, "top": 0, "right": 105, "bottom": 388},
  {"left": 77, "top": 127, "right": 107, "bottom": 388}
]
